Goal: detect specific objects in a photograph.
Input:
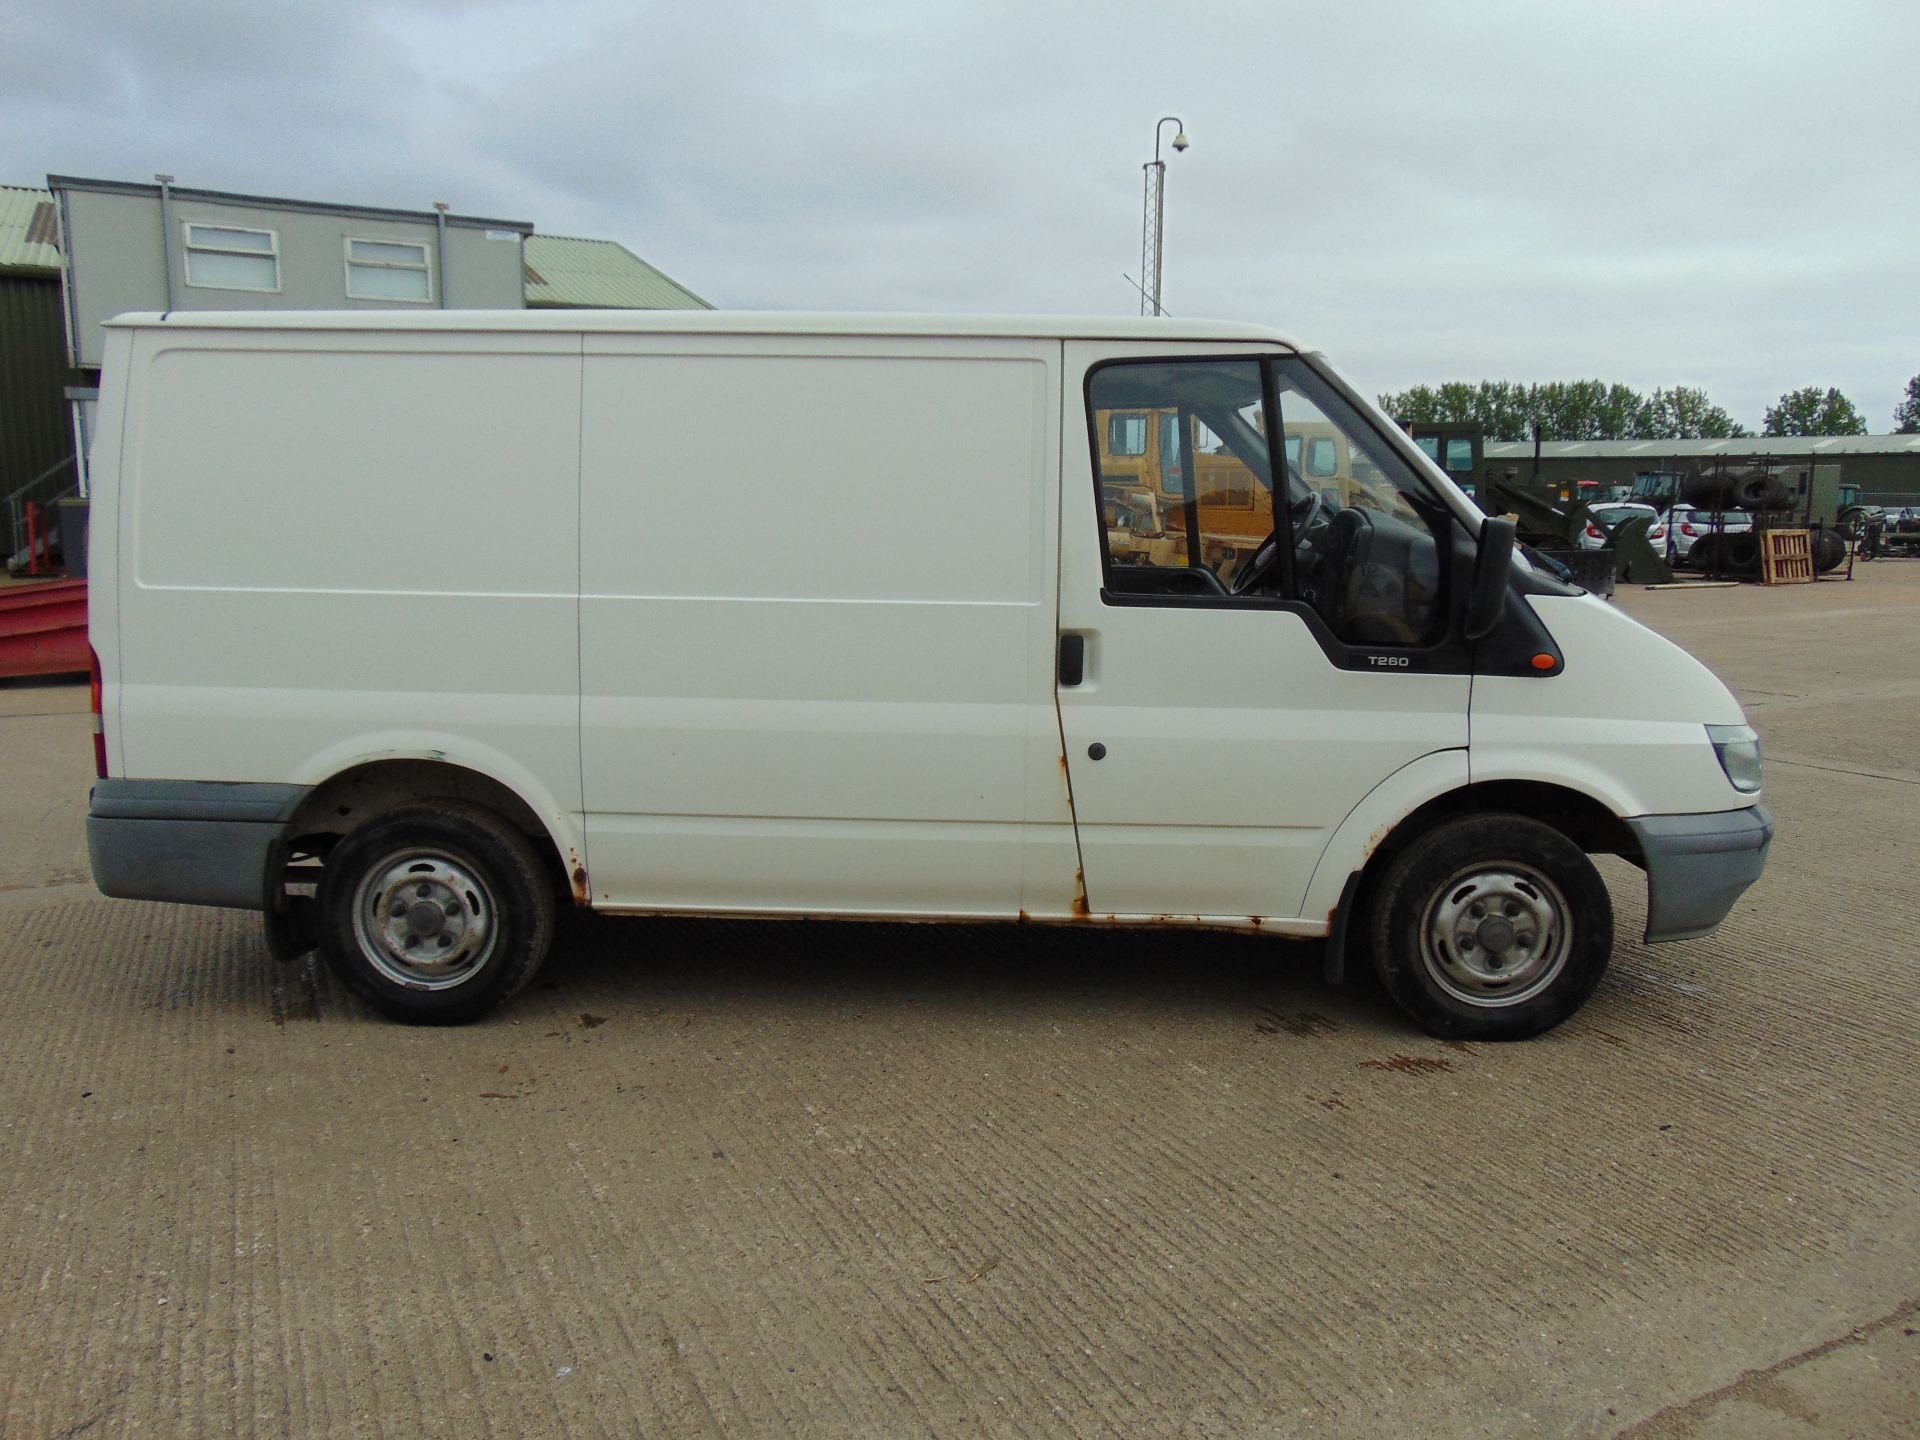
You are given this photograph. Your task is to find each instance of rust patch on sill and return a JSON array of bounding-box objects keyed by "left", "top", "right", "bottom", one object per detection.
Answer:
[
  {"left": 569, "top": 862, "right": 591, "bottom": 906},
  {"left": 1070, "top": 867, "right": 1090, "bottom": 919}
]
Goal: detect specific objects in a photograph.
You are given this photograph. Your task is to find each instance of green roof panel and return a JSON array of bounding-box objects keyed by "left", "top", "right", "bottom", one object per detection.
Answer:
[
  {"left": 0, "top": 186, "right": 61, "bottom": 274},
  {"left": 524, "top": 233, "right": 710, "bottom": 310}
]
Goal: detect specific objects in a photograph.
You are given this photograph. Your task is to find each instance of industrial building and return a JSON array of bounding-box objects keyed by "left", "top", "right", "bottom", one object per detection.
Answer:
[
  {"left": 1481, "top": 434, "right": 1920, "bottom": 510},
  {"left": 0, "top": 174, "right": 710, "bottom": 560},
  {"left": 0, "top": 186, "right": 70, "bottom": 563}
]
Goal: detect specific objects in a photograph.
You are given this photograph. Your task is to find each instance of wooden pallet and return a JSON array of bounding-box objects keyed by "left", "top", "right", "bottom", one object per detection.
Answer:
[{"left": 1760, "top": 528, "right": 1813, "bottom": 585}]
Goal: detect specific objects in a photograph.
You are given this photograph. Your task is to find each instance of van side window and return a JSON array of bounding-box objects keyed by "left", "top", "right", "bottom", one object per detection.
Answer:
[
  {"left": 1086, "top": 357, "right": 1452, "bottom": 646},
  {"left": 1089, "top": 360, "right": 1274, "bottom": 594},
  {"left": 1271, "top": 370, "right": 1450, "bottom": 646}
]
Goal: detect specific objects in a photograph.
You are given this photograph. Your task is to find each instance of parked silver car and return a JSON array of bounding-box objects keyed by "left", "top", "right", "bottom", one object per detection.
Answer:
[
  {"left": 1578, "top": 502, "right": 1665, "bottom": 550},
  {"left": 1664, "top": 505, "right": 1754, "bottom": 564}
]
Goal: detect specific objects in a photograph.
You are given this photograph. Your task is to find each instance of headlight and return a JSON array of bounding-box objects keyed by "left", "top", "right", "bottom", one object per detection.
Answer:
[{"left": 1707, "top": 723, "right": 1762, "bottom": 794}]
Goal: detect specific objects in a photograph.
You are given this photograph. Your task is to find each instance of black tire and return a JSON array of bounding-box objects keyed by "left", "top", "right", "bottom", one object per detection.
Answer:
[
  {"left": 316, "top": 801, "right": 555, "bottom": 1024},
  {"left": 1722, "top": 533, "right": 1762, "bottom": 573},
  {"left": 1810, "top": 528, "right": 1847, "bottom": 573},
  {"left": 1367, "top": 814, "right": 1613, "bottom": 1040},
  {"left": 1680, "top": 474, "right": 1736, "bottom": 510}
]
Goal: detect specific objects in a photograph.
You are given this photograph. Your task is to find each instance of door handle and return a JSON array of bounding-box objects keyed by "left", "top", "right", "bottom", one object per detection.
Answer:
[{"left": 1058, "top": 634, "right": 1086, "bottom": 687}]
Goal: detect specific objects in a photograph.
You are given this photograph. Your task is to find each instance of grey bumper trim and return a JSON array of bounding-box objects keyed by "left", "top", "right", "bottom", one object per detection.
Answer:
[
  {"left": 89, "top": 778, "right": 310, "bottom": 824},
  {"left": 1626, "top": 804, "right": 1774, "bottom": 943},
  {"left": 88, "top": 779, "right": 313, "bottom": 910}
]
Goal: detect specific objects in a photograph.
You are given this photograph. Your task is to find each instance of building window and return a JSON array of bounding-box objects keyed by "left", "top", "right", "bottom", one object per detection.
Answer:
[
  {"left": 182, "top": 224, "right": 280, "bottom": 292},
  {"left": 345, "top": 238, "right": 433, "bottom": 302}
]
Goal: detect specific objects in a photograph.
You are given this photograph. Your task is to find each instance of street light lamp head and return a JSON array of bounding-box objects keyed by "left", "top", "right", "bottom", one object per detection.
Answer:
[{"left": 1171, "top": 131, "right": 1189, "bottom": 152}]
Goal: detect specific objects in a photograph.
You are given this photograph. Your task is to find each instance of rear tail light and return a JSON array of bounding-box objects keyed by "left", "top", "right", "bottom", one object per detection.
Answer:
[
  {"left": 88, "top": 645, "right": 106, "bottom": 778},
  {"left": 1584, "top": 524, "right": 1602, "bottom": 538},
  {"left": 1650, "top": 526, "right": 1666, "bottom": 539},
  {"left": 1681, "top": 523, "right": 1697, "bottom": 536}
]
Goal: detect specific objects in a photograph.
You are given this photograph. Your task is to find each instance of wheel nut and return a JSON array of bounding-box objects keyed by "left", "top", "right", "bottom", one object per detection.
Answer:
[
  {"left": 437, "top": 934, "right": 453, "bottom": 949},
  {"left": 390, "top": 902, "right": 406, "bottom": 919},
  {"left": 444, "top": 901, "right": 460, "bottom": 917},
  {"left": 416, "top": 883, "right": 431, "bottom": 898}
]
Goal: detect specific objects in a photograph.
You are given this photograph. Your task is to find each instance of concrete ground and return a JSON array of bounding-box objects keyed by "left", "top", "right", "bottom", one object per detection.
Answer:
[{"left": 2, "top": 562, "right": 1916, "bottom": 1438}]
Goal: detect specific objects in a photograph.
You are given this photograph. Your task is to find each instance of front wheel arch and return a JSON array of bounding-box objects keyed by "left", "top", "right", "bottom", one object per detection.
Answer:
[
  {"left": 1366, "top": 811, "right": 1614, "bottom": 1039},
  {"left": 1327, "top": 780, "right": 1637, "bottom": 984}
]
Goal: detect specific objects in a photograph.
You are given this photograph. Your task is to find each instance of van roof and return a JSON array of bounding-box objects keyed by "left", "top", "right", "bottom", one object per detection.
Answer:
[{"left": 103, "top": 308, "right": 1305, "bottom": 347}]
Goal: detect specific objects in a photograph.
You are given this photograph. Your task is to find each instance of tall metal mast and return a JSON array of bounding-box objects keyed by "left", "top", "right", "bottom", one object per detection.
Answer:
[{"left": 1139, "top": 116, "right": 1189, "bottom": 316}]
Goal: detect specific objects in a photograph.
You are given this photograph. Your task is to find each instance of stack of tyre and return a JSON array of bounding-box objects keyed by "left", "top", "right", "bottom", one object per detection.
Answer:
[{"left": 1680, "top": 468, "right": 1846, "bottom": 576}]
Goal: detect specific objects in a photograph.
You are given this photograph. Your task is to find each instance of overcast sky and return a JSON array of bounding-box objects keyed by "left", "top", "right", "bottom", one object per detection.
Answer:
[{"left": 6, "top": 0, "right": 1914, "bottom": 429}]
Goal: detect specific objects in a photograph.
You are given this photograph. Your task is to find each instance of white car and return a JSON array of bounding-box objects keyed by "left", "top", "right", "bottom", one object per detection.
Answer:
[
  {"left": 1664, "top": 505, "right": 1753, "bottom": 564},
  {"left": 1578, "top": 502, "right": 1665, "bottom": 550}
]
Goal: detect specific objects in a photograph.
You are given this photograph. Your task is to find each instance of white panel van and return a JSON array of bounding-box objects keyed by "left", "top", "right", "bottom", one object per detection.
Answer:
[{"left": 84, "top": 312, "right": 1772, "bottom": 1038}]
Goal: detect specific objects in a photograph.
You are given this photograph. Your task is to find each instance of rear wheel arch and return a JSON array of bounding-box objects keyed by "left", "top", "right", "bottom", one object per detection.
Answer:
[
  {"left": 315, "top": 799, "right": 557, "bottom": 1024},
  {"left": 281, "top": 758, "right": 581, "bottom": 906}
]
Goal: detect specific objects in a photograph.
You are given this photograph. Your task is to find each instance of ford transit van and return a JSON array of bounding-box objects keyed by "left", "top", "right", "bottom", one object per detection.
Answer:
[{"left": 84, "top": 312, "right": 1772, "bottom": 1037}]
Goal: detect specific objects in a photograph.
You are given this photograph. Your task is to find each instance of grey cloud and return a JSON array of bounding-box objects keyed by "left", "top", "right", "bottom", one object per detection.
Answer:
[{"left": 2, "top": 0, "right": 1914, "bottom": 425}]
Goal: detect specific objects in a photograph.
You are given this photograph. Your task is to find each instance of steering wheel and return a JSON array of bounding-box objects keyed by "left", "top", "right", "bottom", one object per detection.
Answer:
[{"left": 1230, "top": 488, "right": 1325, "bottom": 595}]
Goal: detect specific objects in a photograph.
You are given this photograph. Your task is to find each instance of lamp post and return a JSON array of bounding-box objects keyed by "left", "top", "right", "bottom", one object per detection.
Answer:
[
  {"left": 1140, "top": 116, "right": 1188, "bottom": 316},
  {"left": 155, "top": 173, "right": 177, "bottom": 310}
]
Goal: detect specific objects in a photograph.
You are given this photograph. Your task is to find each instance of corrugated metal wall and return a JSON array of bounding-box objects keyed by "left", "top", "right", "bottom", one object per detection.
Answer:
[{"left": 0, "top": 274, "right": 73, "bottom": 551}]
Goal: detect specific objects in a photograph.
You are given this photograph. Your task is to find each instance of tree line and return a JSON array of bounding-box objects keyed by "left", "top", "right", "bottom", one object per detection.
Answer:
[{"left": 1378, "top": 373, "right": 1920, "bottom": 442}]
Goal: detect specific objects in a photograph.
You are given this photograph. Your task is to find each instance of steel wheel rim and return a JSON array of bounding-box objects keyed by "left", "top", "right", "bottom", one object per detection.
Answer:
[
  {"left": 351, "top": 846, "right": 498, "bottom": 991},
  {"left": 1418, "top": 860, "right": 1572, "bottom": 1008}
]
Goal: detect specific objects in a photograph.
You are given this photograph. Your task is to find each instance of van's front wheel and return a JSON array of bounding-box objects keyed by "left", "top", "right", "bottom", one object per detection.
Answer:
[
  {"left": 1368, "top": 814, "right": 1612, "bottom": 1040},
  {"left": 316, "top": 802, "right": 554, "bottom": 1024}
]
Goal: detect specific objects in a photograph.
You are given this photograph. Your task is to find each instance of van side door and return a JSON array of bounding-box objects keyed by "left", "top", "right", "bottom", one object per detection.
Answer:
[
  {"left": 576, "top": 335, "right": 1074, "bottom": 918},
  {"left": 1055, "top": 344, "right": 1471, "bottom": 924}
]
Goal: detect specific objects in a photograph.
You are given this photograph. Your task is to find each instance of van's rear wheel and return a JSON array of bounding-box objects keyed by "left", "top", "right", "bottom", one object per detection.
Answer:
[
  {"left": 316, "top": 802, "right": 554, "bottom": 1024},
  {"left": 1368, "top": 814, "right": 1612, "bottom": 1040}
]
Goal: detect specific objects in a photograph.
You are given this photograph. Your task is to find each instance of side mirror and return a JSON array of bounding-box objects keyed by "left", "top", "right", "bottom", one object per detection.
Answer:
[{"left": 1465, "top": 516, "right": 1515, "bottom": 642}]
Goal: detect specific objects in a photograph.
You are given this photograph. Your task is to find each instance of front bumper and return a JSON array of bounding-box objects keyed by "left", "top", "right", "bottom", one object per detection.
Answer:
[
  {"left": 88, "top": 778, "right": 310, "bottom": 910},
  {"left": 1626, "top": 804, "right": 1774, "bottom": 943}
]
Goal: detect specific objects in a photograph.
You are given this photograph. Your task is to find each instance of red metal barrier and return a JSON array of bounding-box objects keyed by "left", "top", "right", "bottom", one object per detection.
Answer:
[
  {"left": 0, "top": 577, "right": 88, "bottom": 678},
  {"left": 23, "top": 501, "right": 50, "bottom": 575}
]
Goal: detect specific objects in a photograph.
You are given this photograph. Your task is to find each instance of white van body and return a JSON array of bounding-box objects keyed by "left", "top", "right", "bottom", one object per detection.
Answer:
[{"left": 86, "top": 311, "right": 1771, "bottom": 1037}]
